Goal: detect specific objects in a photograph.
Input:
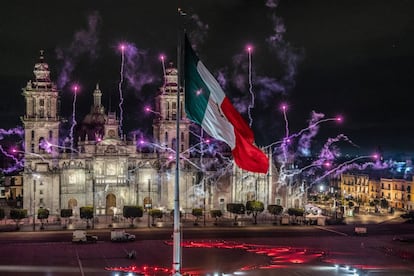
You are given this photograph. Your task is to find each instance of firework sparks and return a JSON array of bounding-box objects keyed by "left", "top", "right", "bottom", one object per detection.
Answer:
[
  {"left": 118, "top": 43, "right": 126, "bottom": 138},
  {"left": 69, "top": 84, "right": 79, "bottom": 155}
]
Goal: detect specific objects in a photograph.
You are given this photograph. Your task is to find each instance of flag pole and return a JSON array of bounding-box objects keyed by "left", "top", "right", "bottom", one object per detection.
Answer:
[{"left": 172, "top": 7, "right": 186, "bottom": 276}]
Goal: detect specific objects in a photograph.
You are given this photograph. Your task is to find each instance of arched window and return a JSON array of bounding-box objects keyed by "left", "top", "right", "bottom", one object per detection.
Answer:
[
  {"left": 171, "top": 138, "right": 176, "bottom": 150},
  {"left": 38, "top": 137, "right": 45, "bottom": 151}
]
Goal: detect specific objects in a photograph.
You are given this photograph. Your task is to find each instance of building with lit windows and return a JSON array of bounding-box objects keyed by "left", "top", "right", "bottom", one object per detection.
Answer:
[
  {"left": 340, "top": 173, "right": 413, "bottom": 211},
  {"left": 21, "top": 52, "right": 281, "bottom": 220}
]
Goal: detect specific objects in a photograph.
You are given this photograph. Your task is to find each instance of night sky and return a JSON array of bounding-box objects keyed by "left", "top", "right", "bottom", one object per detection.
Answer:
[{"left": 1, "top": 0, "right": 414, "bottom": 158}]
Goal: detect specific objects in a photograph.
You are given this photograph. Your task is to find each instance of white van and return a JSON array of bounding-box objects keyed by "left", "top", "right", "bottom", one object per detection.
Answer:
[{"left": 72, "top": 230, "right": 98, "bottom": 243}]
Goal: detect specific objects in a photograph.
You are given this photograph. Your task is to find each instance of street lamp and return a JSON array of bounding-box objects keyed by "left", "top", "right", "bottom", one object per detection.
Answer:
[
  {"left": 147, "top": 179, "right": 151, "bottom": 228},
  {"left": 32, "top": 175, "right": 39, "bottom": 231},
  {"left": 203, "top": 178, "right": 206, "bottom": 227}
]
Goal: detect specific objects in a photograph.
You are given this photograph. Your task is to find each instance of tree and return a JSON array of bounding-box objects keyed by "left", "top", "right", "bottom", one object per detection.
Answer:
[
  {"left": 267, "top": 204, "right": 283, "bottom": 225},
  {"left": 37, "top": 208, "right": 49, "bottom": 230},
  {"left": 226, "top": 203, "right": 245, "bottom": 225},
  {"left": 191, "top": 208, "right": 203, "bottom": 226},
  {"left": 123, "top": 205, "right": 143, "bottom": 227},
  {"left": 80, "top": 206, "right": 94, "bottom": 229},
  {"left": 10, "top": 209, "right": 27, "bottom": 230},
  {"left": 287, "top": 208, "right": 304, "bottom": 217},
  {"left": 246, "top": 200, "right": 264, "bottom": 225},
  {"left": 60, "top": 209, "right": 73, "bottom": 229},
  {"left": 210, "top": 209, "right": 223, "bottom": 225},
  {"left": 380, "top": 198, "right": 389, "bottom": 209},
  {"left": 149, "top": 209, "right": 163, "bottom": 226}
]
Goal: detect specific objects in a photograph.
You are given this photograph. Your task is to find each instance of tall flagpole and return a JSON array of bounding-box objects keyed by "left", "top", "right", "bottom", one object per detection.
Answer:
[{"left": 173, "top": 7, "right": 186, "bottom": 276}]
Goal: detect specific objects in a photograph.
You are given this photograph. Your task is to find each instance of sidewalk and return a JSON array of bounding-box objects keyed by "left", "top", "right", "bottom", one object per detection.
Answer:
[
  {"left": 0, "top": 211, "right": 407, "bottom": 232},
  {"left": 344, "top": 211, "right": 405, "bottom": 225}
]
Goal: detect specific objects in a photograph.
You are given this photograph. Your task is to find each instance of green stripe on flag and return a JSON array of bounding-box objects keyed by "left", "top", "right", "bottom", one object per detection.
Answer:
[{"left": 185, "top": 36, "right": 210, "bottom": 125}]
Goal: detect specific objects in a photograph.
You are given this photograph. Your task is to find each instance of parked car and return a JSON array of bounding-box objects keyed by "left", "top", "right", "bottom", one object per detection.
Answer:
[
  {"left": 72, "top": 230, "right": 98, "bottom": 243},
  {"left": 110, "top": 230, "right": 136, "bottom": 242}
]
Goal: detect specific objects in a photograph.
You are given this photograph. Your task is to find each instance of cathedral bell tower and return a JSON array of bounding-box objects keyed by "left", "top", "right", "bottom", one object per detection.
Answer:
[
  {"left": 21, "top": 50, "right": 60, "bottom": 157},
  {"left": 153, "top": 63, "right": 190, "bottom": 156}
]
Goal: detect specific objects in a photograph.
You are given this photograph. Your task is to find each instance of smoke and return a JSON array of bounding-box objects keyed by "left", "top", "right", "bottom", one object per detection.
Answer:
[
  {"left": 188, "top": 14, "right": 209, "bottom": 49},
  {"left": 265, "top": 0, "right": 280, "bottom": 9},
  {"left": 0, "top": 127, "right": 24, "bottom": 139},
  {"left": 266, "top": 13, "right": 304, "bottom": 93},
  {"left": 56, "top": 11, "right": 102, "bottom": 89},
  {"left": 297, "top": 111, "right": 325, "bottom": 156},
  {"left": 120, "top": 42, "right": 156, "bottom": 92}
]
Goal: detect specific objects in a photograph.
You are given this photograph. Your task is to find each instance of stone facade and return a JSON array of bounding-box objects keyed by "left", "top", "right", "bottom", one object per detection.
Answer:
[{"left": 21, "top": 52, "right": 279, "bottom": 219}]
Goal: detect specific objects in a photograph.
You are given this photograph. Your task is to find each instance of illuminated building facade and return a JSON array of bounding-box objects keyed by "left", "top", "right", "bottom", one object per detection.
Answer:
[
  {"left": 21, "top": 53, "right": 278, "bottom": 219},
  {"left": 340, "top": 173, "right": 414, "bottom": 210}
]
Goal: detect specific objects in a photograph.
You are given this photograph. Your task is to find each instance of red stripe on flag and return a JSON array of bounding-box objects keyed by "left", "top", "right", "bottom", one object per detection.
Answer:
[{"left": 221, "top": 97, "right": 269, "bottom": 173}]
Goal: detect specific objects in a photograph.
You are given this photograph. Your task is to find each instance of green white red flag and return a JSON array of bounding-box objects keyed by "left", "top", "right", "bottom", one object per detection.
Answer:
[{"left": 184, "top": 36, "right": 269, "bottom": 174}]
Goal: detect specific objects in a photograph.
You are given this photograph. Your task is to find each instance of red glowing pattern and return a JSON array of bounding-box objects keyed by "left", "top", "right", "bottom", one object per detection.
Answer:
[
  {"left": 145, "top": 106, "right": 151, "bottom": 112},
  {"left": 281, "top": 103, "right": 288, "bottom": 111},
  {"left": 105, "top": 264, "right": 170, "bottom": 275},
  {"left": 336, "top": 116, "right": 343, "bottom": 122},
  {"left": 163, "top": 240, "right": 325, "bottom": 272},
  {"left": 139, "top": 139, "right": 145, "bottom": 145},
  {"left": 246, "top": 44, "right": 253, "bottom": 53},
  {"left": 159, "top": 54, "right": 165, "bottom": 61}
]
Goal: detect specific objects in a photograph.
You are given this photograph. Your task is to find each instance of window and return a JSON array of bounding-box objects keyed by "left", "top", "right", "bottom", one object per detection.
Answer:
[
  {"left": 31, "top": 130, "right": 35, "bottom": 140},
  {"left": 172, "top": 102, "right": 177, "bottom": 118},
  {"left": 39, "top": 99, "right": 44, "bottom": 106},
  {"left": 49, "top": 130, "right": 53, "bottom": 140},
  {"left": 39, "top": 190, "right": 43, "bottom": 195}
]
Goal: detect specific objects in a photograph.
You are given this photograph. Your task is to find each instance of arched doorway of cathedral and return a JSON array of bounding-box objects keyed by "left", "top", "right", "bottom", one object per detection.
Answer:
[
  {"left": 68, "top": 198, "right": 78, "bottom": 216},
  {"left": 246, "top": 192, "right": 255, "bottom": 201},
  {"left": 106, "top": 194, "right": 116, "bottom": 215},
  {"left": 294, "top": 198, "right": 300, "bottom": 208},
  {"left": 143, "top": 197, "right": 152, "bottom": 211}
]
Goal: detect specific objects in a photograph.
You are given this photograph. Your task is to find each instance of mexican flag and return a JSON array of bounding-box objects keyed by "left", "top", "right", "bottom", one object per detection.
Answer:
[{"left": 184, "top": 36, "right": 269, "bottom": 174}]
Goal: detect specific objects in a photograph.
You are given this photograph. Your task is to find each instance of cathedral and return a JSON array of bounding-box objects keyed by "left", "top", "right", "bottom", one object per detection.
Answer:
[{"left": 21, "top": 52, "right": 286, "bottom": 219}]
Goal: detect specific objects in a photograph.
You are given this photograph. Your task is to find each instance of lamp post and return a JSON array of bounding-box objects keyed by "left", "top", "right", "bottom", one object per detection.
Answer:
[
  {"left": 203, "top": 178, "right": 206, "bottom": 227},
  {"left": 147, "top": 179, "right": 151, "bottom": 228},
  {"left": 32, "top": 178, "right": 36, "bottom": 231},
  {"left": 255, "top": 178, "right": 258, "bottom": 200}
]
